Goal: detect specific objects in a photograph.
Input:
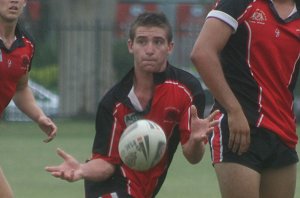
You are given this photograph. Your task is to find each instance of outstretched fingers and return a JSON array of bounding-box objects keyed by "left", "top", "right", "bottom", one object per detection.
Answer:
[
  {"left": 190, "top": 105, "right": 198, "bottom": 118},
  {"left": 44, "top": 148, "right": 69, "bottom": 176},
  {"left": 207, "top": 110, "right": 220, "bottom": 128},
  {"left": 56, "top": 148, "right": 71, "bottom": 160},
  {"left": 45, "top": 165, "right": 61, "bottom": 173}
]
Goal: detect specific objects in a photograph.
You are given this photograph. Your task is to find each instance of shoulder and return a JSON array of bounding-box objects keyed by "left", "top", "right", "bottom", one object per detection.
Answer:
[
  {"left": 166, "top": 64, "right": 204, "bottom": 92},
  {"left": 16, "top": 23, "right": 35, "bottom": 45},
  {"left": 98, "top": 69, "right": 133, "bottom": 113},
  {"left": 214, "top": 0, "right": 254, "bottom": 16},
  {"left": 98, "top": 83, "right": 120, "bottom": 111},
  {"left": 208, "top": 0, "right": 256, "bottom": 30},
  {"left": 165, "top": 65, "right": 206, "bottom": 116}
]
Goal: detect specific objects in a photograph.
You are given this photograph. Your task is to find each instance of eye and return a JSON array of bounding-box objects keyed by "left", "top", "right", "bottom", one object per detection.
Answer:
[
  {"left": 154, "top": 39, "right": 165, "bottom": 46},
  {"left": 136, "top": 38, "right": 147, "bottom": 45}
]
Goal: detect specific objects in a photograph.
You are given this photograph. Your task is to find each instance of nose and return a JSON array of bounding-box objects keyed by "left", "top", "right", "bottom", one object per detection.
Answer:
[{"left": 145, "top": 43, "right": 155, "bottom": 55}]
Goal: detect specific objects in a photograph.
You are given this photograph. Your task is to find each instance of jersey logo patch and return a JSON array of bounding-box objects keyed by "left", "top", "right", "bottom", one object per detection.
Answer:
[
  {"left": 21, "top": 55, "right": 30, "bottom": 71},
  {"left": 249, "top": 9, "right": 267, "bottom": 24},
  {"left": 124, "top": 113, "right": 142, "bottom": 126},
  {"left": 164, "top": 107, "right": 180, "bottom": 123}
]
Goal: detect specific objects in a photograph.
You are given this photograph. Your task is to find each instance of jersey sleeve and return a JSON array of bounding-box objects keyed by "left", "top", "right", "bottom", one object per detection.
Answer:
[
  {"left": 207, "top": 0, "right": 254, "bottom": 31},
  {"left": 17, "top": 23, "right": 35, "bottom": 71},
  {"left": 92, "top": 102, "right": 122, "bottom": 165},
  {"left": 178, "top": 78, "right": 206, "bottom": 145}
]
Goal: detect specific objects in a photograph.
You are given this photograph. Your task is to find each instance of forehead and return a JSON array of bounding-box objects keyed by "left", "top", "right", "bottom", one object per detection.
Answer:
[
  {"left": 0, "top": 0, "right": 25, "bottom": 4},
  {"left": 134, "top": 26, "right": 168, "bottom": 40}
]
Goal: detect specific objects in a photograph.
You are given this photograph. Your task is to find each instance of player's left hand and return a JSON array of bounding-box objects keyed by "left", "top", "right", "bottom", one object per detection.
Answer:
[
  {"left": 37, "top": 115, "right": 57, "bottom": 143},
  {"left": 190, "top": 105, "right": 219, "bottom": 143}
]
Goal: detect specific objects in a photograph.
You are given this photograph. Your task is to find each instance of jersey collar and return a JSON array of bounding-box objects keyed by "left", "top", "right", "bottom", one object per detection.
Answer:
[
  {"left": 0, "top": 24, "right": 25, "bottom": 52},
  {"left": 114, "top": 63, "right": 170, "bottom": 110},
  {"left": 269, "top": 0, "right": 300, "bottom": 22}
]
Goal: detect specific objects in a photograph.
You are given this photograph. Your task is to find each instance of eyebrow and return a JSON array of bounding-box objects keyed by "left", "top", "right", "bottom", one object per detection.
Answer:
[{"left": 135, "top": 36, "right": 166, "bottom": 40}]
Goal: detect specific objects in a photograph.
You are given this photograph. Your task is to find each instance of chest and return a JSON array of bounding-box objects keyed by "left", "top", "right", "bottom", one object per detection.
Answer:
[
  {"left": 0, "top": 43, "right": 33, "bottom": 81},
  {"left": 118, "top": 82, "right": 192, "bottom": 135},
  {"left": 237, "top": 2, "right": 300, "bottom": 77}
]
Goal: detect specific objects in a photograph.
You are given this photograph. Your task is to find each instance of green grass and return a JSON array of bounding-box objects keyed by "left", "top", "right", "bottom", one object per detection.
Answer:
[{"left": 0, "top": 120, "right": 299, "bottom": 198}]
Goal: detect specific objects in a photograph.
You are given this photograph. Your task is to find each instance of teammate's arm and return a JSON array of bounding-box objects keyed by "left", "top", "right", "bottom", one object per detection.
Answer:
[
  {"left": 190, "top": 18, "right": 250, "bottom": 155},
  {"left": 13, "top": 73, "right": 57, "bottom": 142}
]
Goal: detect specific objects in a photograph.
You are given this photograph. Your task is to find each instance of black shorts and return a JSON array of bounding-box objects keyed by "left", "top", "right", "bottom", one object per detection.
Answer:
[
  {"left": 84, "top": 179, "right": 132, "bottom": 198},
  {"left": 209, "top": 113, "right": 299, "bottom": 173},
  {"left": 84, "top": 164, "right": 132, "bottom": 198}
]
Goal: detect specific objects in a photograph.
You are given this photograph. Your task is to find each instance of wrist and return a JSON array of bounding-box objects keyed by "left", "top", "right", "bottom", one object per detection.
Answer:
[{"left": 77, "top": 164, "right": 85, "bottom": 180}]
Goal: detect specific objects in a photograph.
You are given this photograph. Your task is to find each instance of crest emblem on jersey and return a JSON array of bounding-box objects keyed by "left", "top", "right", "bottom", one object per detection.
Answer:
[
  {"left": 21, "top": 55, "right": 30, "bottom": 71},
  {"left": 249, "top": 9, "right": 267, "bottom": 24}
]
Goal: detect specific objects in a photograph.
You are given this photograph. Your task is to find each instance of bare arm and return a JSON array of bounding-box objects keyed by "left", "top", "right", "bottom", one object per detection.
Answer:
[
  {"left": 182, "top": 105, "right": 219, "bottom": 164},
  {"left": 45, "top": 148, "right": 115, "bottom": 182},
  {"left": 0, "top": 168, "right": 13, "bottom": 198},
  {"left": 190, "top": 18, "right": 250, "bottom": 155},
  {"left": 13, "top": 74, "right": 57, "bottom": 142}
]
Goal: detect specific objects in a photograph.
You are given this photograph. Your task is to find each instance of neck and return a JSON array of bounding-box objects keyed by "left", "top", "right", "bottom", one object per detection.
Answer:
[
  {"left": 132, "top": 71, "right": 155, "bottom": 110},
  {"left": 0, "top": 20, "right": 17, "bottom": 40},
  {"left": 272, "top": 0, "right": 296, "bottom": 19},
  {"left": 134, "top": 71, "right": 154, "bottom": 91}
]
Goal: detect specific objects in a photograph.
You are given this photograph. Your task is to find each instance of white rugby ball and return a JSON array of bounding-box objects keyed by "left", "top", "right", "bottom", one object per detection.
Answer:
[{"left": 118, "top": 119, "right": 167, "bottom": 171}]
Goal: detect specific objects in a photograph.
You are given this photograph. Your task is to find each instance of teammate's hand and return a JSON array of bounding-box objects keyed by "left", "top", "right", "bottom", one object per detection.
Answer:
[
  {"left": 37, "top": 115, "right": 57, "bottom": 143},
  {"left": 227, "top": 109, "right": 250, "bottom": 155}
]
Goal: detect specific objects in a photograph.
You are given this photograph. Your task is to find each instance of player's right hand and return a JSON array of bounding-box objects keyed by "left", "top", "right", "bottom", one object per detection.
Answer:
[
  {"left": 45, "top": 148, "right": 83, "bottom": 182},
  {"left": 227, "top": 109, "right": 250, "bottom": 155}
]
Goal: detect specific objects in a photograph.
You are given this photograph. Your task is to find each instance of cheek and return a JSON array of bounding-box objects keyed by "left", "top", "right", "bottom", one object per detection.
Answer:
[{"left": 158, "top": 50, "right": 169, "bottom": 58}]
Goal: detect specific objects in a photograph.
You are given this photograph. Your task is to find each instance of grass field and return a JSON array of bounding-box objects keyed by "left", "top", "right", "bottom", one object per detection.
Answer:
[{"left": 0, "top": 120, "right": 299, "bottom": 198}]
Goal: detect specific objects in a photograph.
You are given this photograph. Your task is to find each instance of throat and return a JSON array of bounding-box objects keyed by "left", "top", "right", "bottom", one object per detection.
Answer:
[
  {"left": 272, "top": 0, "right": 297, "bottom": 19},
  {"left": 0, "top": 36, "right": 16, "bottom": 49},
  {"left": 128, "top": 86, "right": 153, "bottom": 111}
]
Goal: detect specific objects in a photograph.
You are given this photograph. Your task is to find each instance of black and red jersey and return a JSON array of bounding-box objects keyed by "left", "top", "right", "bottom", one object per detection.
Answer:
[
  {"left": 85, "top": 64, "right": 205, "bottom": 198},
  {"left": 208, "top": 0, "right": 300, "bottom": 148},
  {"left": 0, "top": 24, "right": 35, "bottom": 114}
]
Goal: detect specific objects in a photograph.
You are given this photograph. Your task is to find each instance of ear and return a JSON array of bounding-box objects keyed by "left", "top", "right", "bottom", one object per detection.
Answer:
[
  {"left": 127, "top": 39, "right": 133, "bottom": 54},
  {"left": 167, "top": 41, "right": 174, "bottom": 55}
]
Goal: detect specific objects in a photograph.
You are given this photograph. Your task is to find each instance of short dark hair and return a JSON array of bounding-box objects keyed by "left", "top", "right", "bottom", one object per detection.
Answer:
[{"left": 129, "top": 12, "right": 173, "bottom": 43}]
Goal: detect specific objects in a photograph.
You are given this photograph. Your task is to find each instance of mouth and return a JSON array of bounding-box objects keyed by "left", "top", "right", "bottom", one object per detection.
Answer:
[
  {"left": 143, "top": 59, "right": 156, "bottom": 62},
  {"left": 9, "top": 6, "right": 19, "bottom": 12}
]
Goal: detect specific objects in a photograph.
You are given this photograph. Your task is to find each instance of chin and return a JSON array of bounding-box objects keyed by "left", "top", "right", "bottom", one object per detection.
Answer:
[
  {"left": 142, "top": 65, "right": 158, "bottom": 72},
  {"left": 5, "top": 15, "right": 20, "bottom": 22}
]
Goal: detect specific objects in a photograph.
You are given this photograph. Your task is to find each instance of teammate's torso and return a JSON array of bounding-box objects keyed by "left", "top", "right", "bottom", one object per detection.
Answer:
[
  {"left": 212, "top": 0, "right": 300, "bottom": 148},
  {"left": 0, "top": 26, "right": 34, "bottom": 113}
]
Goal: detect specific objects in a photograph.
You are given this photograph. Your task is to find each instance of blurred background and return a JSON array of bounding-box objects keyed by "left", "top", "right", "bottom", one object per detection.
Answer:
[{"left": 2, "top": 0, "right": 300, "bottom": 121}]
